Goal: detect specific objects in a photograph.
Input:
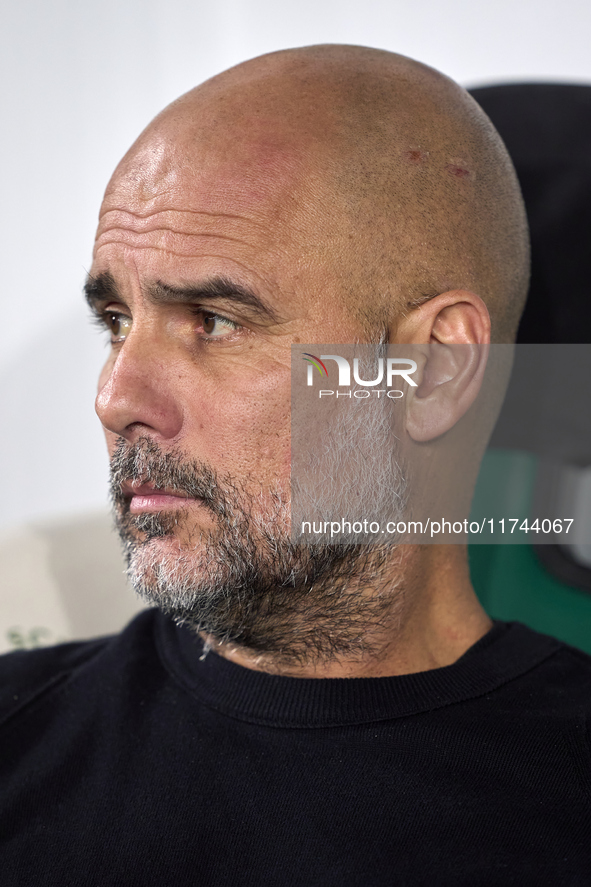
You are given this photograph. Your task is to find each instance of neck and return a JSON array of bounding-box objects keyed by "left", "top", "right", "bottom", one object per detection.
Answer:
[{"left": 203, "top": 544, "right": 492, "bottom": 678}]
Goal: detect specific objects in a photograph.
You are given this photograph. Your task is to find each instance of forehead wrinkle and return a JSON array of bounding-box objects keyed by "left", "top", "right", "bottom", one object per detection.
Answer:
[
  {"left": 93, "top": 209, "right": 283, "bottom": 262},
  {"left": 93, "top": 202, "right": 306, "bottom": 278},
  {"left": 95, "top": 208, "right": 272, "bottom": 241},
  {"left": 92, "top": 241, "right": 274, "bottom": 270},
  {"left": 95, "top": 229, "right": 264, "bottom": 249},
  {"left": 99, "top": 205, "right": 257, "bottom": 223}
]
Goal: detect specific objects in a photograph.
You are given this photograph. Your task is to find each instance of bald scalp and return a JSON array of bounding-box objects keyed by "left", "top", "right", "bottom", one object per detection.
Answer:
[{"left": 113, "top": 45, "right": 530, "bottom": 344}]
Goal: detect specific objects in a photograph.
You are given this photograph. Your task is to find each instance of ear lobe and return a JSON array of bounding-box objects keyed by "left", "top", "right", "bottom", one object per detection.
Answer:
[{"left": 406, "top": 344, "right": 488, "bottom": 442}]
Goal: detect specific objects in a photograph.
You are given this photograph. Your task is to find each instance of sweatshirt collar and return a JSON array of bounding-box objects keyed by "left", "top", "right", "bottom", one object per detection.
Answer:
[{"left": 157, "top": 612, "right": 561, "bottom": 728}]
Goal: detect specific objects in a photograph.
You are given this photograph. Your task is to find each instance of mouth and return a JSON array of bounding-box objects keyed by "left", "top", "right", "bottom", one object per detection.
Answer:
[{"left": 121, "top": 482, "right": 196, "bottom": 514}]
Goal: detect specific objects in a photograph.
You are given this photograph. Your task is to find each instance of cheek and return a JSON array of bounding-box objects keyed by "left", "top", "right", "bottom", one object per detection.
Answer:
[{"left": 183, "top": 363, "right": 292, "bottom": 476}]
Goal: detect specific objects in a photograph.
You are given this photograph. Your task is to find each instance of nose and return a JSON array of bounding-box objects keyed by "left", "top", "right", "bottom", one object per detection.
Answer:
[{"left": 95, "top": 335, "right": 184, "bottom": 442}]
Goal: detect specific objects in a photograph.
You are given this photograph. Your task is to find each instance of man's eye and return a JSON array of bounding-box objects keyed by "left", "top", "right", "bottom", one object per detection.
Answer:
[
  {"left": 198, "top": 311, "right": 240, "bottom": 338},
  {"left": 103, "top": 312, "right": 132, "bottom": 342}
]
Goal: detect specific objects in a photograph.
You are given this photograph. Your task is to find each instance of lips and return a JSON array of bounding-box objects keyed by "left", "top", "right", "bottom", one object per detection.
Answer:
[{"left": 121, "top": 482, "right": 193, "bottom": 514}]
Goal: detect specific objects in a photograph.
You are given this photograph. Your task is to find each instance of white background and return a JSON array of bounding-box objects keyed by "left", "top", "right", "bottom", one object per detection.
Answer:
[{"left": 2, "top": 0, "right": 591, "bottom": 531}]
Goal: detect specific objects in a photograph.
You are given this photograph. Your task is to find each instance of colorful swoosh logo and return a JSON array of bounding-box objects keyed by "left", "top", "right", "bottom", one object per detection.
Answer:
[{"left": 302, "top": 353, "right": 328, "bottom": 376}]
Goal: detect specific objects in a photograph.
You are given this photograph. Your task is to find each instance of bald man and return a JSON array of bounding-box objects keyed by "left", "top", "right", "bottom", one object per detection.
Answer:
[{"left": 1, "top": 46, "right": 589, "bottom": 885}]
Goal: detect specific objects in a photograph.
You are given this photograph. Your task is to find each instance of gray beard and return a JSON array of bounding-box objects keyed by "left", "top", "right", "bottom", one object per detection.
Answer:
[{"left": 110, "top": 433, "right": 405, "bottom": 667}]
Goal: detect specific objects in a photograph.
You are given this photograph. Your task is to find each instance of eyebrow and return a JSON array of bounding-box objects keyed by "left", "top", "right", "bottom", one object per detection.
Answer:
[
  {"left": 84, "top": 271, "right": 118, "bottom": 311},
  {"left": 84, "top": 272, "right": 278, "bottom": 323}
]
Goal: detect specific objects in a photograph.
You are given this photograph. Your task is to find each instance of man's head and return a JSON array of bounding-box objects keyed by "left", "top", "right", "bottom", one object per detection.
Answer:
[{"left": 88, "top": 45, "right": 529, "bottom": 668}]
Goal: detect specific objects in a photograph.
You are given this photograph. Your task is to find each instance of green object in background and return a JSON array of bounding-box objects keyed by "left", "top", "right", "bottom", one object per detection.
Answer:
[
  {"left": 468, "top": 449, "right": 538, "bottom": 542},
  {"left": 469, "top": 543, "right": 591, "bottom": 655},
  {"left": 469, "top": 450, "right": 591, "bottom": 655}
]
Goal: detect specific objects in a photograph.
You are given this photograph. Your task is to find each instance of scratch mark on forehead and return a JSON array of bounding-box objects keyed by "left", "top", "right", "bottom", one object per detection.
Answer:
[
  {"left": 446, "top": 163, "right": 471, "bottom": 179},
  {"left": 403, "top": 149, "right": 429, "bottom": 163}
]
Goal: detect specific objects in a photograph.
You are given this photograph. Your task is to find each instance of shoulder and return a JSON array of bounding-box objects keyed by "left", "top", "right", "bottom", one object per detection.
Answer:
[
  {"left": 503, "top": 620, "right": 591, "bottom": 676},
  {"left": 521, "top": 623, "right": 591, "bottom": 677},
  {"left": 558, "top": 639, "right": 591, "bottom": 672},
  {"left": 0, "top": 636, "right": 108, "bottom": 729},
  {"left": 498, "top": 622, "right": 591, "bottom": 723},
  {"left": 0, "top": 608, "right": 159, "bottom": 729},
  {"left": 549, "top": 635, "right": 591, "bottom": 704}
]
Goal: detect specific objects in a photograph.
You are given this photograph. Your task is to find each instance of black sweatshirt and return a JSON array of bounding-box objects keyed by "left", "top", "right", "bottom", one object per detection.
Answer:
[{"left": 0, "top": 609, "right": 590, "bottom": 886}]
